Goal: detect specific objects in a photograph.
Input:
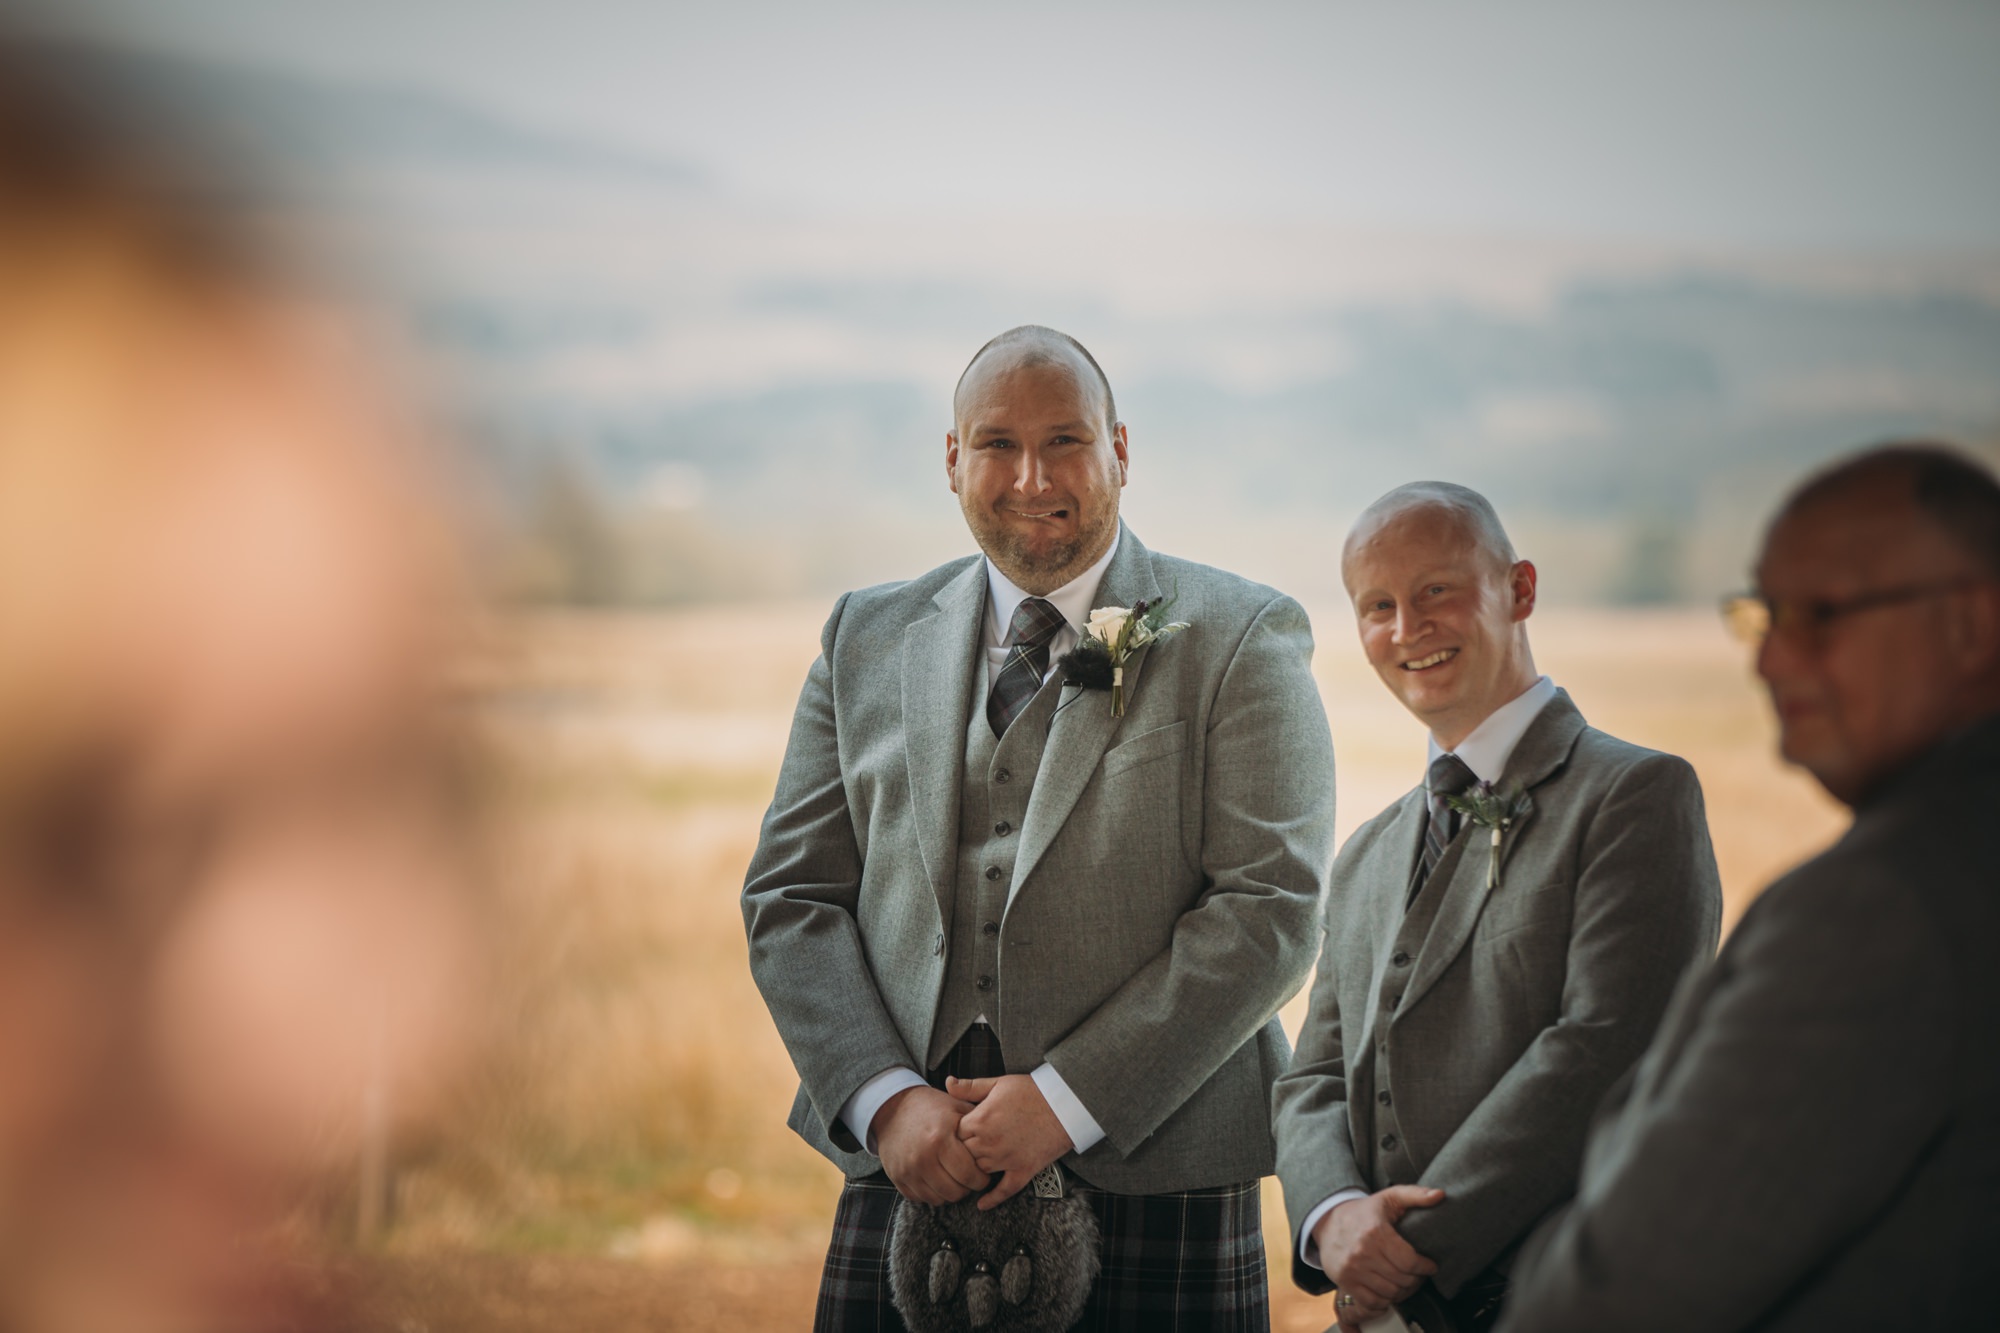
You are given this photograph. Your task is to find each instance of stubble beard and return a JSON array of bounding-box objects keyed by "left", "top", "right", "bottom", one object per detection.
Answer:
[{"left": 967, "top": 496, "right": 1119, "bottom": 596}]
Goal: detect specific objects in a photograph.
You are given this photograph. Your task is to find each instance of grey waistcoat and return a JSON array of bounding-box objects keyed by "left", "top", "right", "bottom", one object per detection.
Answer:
[
  {"left": 927, "top": 665, "right": 1061, "bottom": 1071},
  {"left": 1355, "top": 827, "right": 1453, "bottom": 1188}
]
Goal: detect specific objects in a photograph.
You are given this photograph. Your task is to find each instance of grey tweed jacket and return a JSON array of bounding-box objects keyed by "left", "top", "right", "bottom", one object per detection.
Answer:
[
  {"left": 1273, "top": 692, "right": 1722, "bottom": 1296},
  {"left": 1500, "top": 710, "right": 2000, "bottom": 1331},
  {"left": 742, "top": 525, "right": 1337, "bottom": 1195}
]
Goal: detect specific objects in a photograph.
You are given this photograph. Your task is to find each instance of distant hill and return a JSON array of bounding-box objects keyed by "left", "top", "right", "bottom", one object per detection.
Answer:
[
  {"left": 83, "top": 50, "right": 1999, "bottom": 605},
  {"left": 446, "top": 271, "right": 2000, "bottom": 603}
]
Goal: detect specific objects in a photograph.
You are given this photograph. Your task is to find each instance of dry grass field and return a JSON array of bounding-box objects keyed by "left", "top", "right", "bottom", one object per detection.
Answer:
[{"left": 349, "top": 600, "right": 1848, "bottom": 1331}]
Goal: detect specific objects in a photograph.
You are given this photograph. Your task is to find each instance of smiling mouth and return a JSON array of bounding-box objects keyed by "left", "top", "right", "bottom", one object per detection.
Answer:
[
  {"left": 1402, "top": 648, "right": 1458, "bottom": 672},
  {"left": 1005, "top": 507, "right": 1070, "bottom": 521}
]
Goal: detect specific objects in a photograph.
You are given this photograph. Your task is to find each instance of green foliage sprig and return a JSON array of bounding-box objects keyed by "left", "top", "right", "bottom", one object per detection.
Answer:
[{"left": 1443, "top": 780, "right": 1533, "bottom": 888}]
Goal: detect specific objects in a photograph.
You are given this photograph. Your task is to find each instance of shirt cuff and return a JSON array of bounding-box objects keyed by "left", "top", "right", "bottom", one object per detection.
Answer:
[
  {"left": 1298, "top": 1189, "right": 1372, "bottom": 1269},
  {"left": 839, "top": 1067, "right": 928, "bottom": 1155},
  {"left": 1030, "top": 1062, "right": 1105, "bottom": 1154}
]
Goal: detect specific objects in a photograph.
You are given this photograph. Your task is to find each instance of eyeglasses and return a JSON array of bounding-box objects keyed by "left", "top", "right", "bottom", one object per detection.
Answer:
[{"left": 1720, "top": 576, "right": 1987, "bottom": 647}]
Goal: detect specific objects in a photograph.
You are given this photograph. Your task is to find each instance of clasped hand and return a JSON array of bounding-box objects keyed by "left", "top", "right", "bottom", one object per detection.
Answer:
[
  {"left": 1314, "top": 1186, "right": 1444, "bottom": 1330},
  {"left": 875, "top": 1074, "right": 1074, "bottom": 1210}
]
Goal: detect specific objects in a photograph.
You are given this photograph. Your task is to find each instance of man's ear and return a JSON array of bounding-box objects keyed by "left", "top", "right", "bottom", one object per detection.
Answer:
[
  {"left": 1509, "top": 560, "right": 1539, "bottom": 622},
  {"left": 945, "top": 431, "right": 961, "bottom": 494},
  {"left": 1111, "top": 422, "right": 1129, "bottom": 486}
]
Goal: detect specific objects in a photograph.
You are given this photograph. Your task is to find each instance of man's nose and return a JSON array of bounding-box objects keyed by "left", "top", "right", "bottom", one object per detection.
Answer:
[
  {"left": 1012, "top": 446, "right": 1051, "bottom": 495},
  {"left": 1392, "top": 605, "right": 1425, "bottom": 645}
]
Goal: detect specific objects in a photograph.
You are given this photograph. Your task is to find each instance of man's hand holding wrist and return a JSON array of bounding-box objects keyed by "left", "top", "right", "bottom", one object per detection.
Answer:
[
  {"left": 946, "top": 1073, "right": 1075, "bottom": 1210},
  {"left": 874, "top": 1085, "right": 990, "bottom": 1205}
]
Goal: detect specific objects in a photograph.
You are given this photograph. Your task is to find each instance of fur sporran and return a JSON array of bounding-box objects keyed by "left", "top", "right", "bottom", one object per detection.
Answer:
[{"left": 887, "top": 1168, "right": 1099, "bottom": 1333}]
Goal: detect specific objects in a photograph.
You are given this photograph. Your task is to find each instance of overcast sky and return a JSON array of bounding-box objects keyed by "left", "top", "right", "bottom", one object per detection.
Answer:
[{"left": 47, "top": 0, "right": 2000, "bottom": 251}]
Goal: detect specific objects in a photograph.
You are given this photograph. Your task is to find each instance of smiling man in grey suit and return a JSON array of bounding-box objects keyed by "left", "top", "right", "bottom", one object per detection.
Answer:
[
  {"left": 1273, "top": 483, "right": 1722, "bottom": 1332},
  {"left": 1500, "top": 444, "right": 2000, "bottom": 1331},
  {"left": 743, "top": 325, "right": 1336, "bottom": 1331}
]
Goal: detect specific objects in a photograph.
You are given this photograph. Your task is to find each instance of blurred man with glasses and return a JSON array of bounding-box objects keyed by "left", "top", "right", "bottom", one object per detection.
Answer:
[{"left": 1501, "top": 442, "right": 2000, "bottom": 1332}]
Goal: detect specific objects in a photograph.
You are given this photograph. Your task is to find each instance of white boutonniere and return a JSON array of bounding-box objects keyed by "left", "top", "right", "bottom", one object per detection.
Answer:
[
  {"left": 1444, "top": 781, "right": 1533, "bottom": 889},
  {"left": 1054, "top": 590, "right": 1190, "bottom": 717}
]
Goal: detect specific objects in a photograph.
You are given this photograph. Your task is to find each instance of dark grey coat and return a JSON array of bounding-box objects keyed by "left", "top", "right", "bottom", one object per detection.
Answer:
[{"left": 1501, "top": 710, "right": 2000, "bottom": 1331}]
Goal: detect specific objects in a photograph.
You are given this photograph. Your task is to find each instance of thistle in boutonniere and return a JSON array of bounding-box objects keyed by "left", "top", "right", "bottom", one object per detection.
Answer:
[
  {"left": 1054, "top": 590, "right": 1190, "bottom": 717},
  {"left": 1444, "top": 780, "right": 1533, "bottom": 889}
]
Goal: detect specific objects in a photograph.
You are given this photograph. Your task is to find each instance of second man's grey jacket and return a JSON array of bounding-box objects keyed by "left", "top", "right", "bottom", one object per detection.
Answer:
[{"left": 1274, "top": 692, "right": 1722, "bottom": 1296}]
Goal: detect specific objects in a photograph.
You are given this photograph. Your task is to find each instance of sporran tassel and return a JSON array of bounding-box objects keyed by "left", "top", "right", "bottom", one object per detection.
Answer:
[
  {"left": 1001, "top": 1248, "right": 1033, "bottom": 1305},
  {"left": 927, "top": 1244, "right": 961, "bottom": 1305},
  {"left": 964, "top": 1265, "right": 999, "bottom": 1327}
]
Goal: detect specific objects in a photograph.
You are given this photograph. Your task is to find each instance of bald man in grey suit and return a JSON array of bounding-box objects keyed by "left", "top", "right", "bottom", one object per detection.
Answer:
[
  {"left": 744, "top": 326, "right": 1336, "bottom": 1330},
  {"left": 1501, "top": 444, "right": 2000, "bottom": 1331},
  {"left": 1274, "top": 484, "right": 1721, "bottom": 1332}
]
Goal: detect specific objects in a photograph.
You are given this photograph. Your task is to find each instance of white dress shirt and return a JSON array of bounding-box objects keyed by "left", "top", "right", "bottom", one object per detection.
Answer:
[
  {"left": 838, "top": 535, "right": 1121, "bottom": 1157},
  {"left": 1298, "top": 674, "right": 1558, "bottom": 1268}
]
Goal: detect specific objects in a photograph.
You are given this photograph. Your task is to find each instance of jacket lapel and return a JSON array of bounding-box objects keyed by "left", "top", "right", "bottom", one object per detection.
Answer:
[
  {"left": 1351, "top": 790, "right": 1429, "bottom": 1026},
  {"left": 1398, "top": 689, "right": 1587, "bottom": 1017},
  {"left": 1377, "top": 792, "right": 1429, "bottom": 952},
  {"left": 1009, "top": 526, "right": 1161, "bottom": 904},
  {"left": 902, "top": 558, "right": 989, "bottom": 921}
]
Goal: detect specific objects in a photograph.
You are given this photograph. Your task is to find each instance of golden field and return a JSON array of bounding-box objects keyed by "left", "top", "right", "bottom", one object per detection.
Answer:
[{"left": 358, "top": 600, "right": 1848, "bottom": 1331}]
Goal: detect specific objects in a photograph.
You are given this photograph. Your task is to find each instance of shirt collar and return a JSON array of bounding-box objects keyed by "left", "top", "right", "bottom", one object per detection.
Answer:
[
  {"left": 1426, "top": 675, "right": 1558, "bottom": 787},
  {"left": 983, "top": 529, "right": 1120, "bottom": 647}
]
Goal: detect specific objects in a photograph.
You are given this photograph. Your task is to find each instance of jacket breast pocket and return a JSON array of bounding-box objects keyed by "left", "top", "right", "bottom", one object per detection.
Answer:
[
  {"left": 1475, "top": 878, "right": 1572, "bottom": 944},
  {"left": 1473, "top": 879, "right": 1572, "bottom": 1035},
  {"left": 1066, "top": 721, "right": 1190, "bottom": 899},
  {"left": 1100, "top": 720, "right": 1187, "bottom": 781}
]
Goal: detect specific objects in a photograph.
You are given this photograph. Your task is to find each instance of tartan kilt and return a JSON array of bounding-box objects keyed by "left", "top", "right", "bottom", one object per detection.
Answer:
[{"left": 813, "top": 1025, "right": 1270, "bottom": 1333}]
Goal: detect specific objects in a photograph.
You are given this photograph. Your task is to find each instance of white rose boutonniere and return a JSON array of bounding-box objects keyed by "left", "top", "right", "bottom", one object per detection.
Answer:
[
  {"left": 1055, "top": 588, "right": 1190, "bottom": 717},
  {"left": 1085, "top": 605, "right": 1131, "bottom": 645}
]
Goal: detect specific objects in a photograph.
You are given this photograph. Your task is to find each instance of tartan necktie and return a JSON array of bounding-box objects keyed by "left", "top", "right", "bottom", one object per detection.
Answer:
[
  {"left": 986, "top": 597, "right": 1066, "bottom": 738},
  {"left": 1413, "top": 752, "right": 1478, "bottom": 903}
]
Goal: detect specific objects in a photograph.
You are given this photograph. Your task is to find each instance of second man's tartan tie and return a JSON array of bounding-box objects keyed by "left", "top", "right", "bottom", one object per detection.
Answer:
[
  {"left": 1412, "top": 751, "right": 1478, "bottom": 904},
  {"left": 986, "top": 597, "right": 1067, "bottom": 738}
]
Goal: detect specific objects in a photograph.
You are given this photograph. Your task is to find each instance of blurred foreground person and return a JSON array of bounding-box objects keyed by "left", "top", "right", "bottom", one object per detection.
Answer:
[
  {"left": 0, "top": 31, "right": 475, "bottom": 1333},
  {"left": 1273, "top": 484, "right": 1719, "bottom": 1333},
  {"left": 1501, "top": 444, "right": 2000, "bottom": 1331}
]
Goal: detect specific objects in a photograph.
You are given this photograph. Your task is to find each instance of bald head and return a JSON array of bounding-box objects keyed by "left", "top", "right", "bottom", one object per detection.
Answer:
[
  {"left": 945, "top": 325, "right": 1128, "bottom": 595},
  {"left": 954, "top": 325, "right": 1117, "bottom": 438},
  {"left": 1340, "top": 481, "right": 1538, "bottom": 748},
  {"left": 1343, "top": 481, "right": 1518, "bottom": 584}
]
